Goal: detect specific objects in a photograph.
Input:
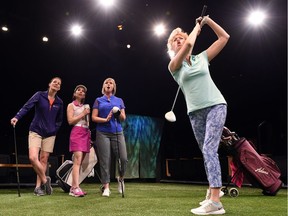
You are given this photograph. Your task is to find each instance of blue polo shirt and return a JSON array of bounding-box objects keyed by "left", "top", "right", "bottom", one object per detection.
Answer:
[
  {"left": 15, "top": 91, "right": 63, "bottom": 137},
  {"left": 92, "top": 95, "right": 125, "bottom": 133}
]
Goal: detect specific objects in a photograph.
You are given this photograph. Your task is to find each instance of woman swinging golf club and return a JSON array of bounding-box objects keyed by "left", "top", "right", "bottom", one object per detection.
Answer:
[
  {"left": 166, "top": 8, "right": 230, "bottom": 215},
  {"left": 92, "top": 77, "right": 128, "bottom": 197}
]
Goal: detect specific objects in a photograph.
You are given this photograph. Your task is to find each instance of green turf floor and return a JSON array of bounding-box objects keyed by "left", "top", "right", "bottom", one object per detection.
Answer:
[{"left": 0, "top": 182, "right": 287, "bottom": 216}]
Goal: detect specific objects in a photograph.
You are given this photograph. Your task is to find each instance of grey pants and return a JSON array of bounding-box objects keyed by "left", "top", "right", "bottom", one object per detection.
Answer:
[
  {"left": 189, "top": 104, "right": 227, "bottom": 187},
  {"left": 95, "top": 131, "right": 128, "bottom": 184}
]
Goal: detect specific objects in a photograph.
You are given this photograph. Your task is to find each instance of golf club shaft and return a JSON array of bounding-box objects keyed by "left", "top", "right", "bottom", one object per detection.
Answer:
[
  {"left": 13, "top": 125, "right": 21, "bottom": 197},
  {"left": 115, "top": 119, "right": 125, "bottom": 198},
  {"left": 118, "top": 158, "right": 124, "bottom": 198},
  {"left": 171, "top": 86, "right": 180, "bottom": 111}
]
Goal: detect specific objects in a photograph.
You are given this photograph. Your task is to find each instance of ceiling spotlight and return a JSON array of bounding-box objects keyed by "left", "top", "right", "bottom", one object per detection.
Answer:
[
  {"left": 71, "top": 24, "right": 83, "bottom": 36},
  {"left": 2, "top": 26, "right": 8, "bottom": 32},
  {"left": 118, "top": 25, "right": 123, "bottom": 30},
  {"left": 247, "top": 10, "right": 267, "bottom": 26},
  {"left": 42, "top": 36, "right": 49, "bottom": 42},
  {"left": 154, "top": 24, "right": 166, "bottom": 36},
  {"left": 99, "top": 0, "right": 115, "bottom": 8}
]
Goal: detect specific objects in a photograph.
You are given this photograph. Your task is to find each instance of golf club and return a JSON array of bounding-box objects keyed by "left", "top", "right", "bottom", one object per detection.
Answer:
[
  {"left": 13, "top": 125, "right": 21, "bottom": 197},
  {"left": 200, "top": 5, "right": 207, "bottom": 18},
  {"left": 165, "top": 86, "right": 180, "bottom": 122},
  {"left": 165, "top": 5, "right": 207, "bottom": 122},
  {"left": 112, "top": 106, "right": 124, "bottom": 198}
]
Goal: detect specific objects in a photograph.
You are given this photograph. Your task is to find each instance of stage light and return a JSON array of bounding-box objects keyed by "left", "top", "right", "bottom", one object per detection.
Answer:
[
  {"left": 71, "top": 24, "right": 83, "bottom": 37},
  {"left": 247, "top": 10, "right": 267, "bottom": 26},
  {"left": 42, "top": 36, "right": 49, "bottom": 42},
  {"left": 99, "top": 0, "right": 115, "bottom": 8},
  {"left": 2, "top": 26, "right": 8, "bottom": 32},
  {"left": 154, "top": 23, "right": 166, "bottom": 37},
  {"left": 127, "top": 44, "right": 131, "bottom": 49}
]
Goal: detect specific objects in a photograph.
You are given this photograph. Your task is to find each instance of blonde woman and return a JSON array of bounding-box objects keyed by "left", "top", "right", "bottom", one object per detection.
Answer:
[
  {"left": 167, "top": 16, "right": 230, "bottom": 215},
  {"left": 92, "top": 78, "right": 128, "bottom": 197}
]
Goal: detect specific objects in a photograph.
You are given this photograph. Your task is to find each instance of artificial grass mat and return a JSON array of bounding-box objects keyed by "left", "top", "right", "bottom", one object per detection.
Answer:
[{"left": 0, "top": 182, "right": 287, "bottom": 216}]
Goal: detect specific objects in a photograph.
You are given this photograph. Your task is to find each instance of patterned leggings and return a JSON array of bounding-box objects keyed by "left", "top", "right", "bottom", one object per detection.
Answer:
[{"left": 189, "top": 104, "right": 227, "bottom": 187}]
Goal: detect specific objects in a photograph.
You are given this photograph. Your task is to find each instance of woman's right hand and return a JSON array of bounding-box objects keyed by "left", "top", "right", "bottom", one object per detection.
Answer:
[
  {"left": 195, "top": 16, "right": 203, "bottom": 25},
  {"left": 105, "top": 111, "right": 113, "bottom": 122},
  {"left": 10, "top": 118, "right": 18, "bottom": 126},
  {"left": 195, "top": 15, "right": 209, "bottom": 28}
]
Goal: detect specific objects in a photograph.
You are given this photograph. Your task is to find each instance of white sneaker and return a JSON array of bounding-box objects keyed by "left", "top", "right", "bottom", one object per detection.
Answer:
[
  {"left": 117, "top": 176, "right": 125, "bottom": 194},
  {"left": 102, "top": 188, "right": 111, "bottom": 197},
  {"left": 191, "top": 200, "right": 225, "bottom": 215},
  {"left": 199, "top": 189, "right": 225, "bottom": 206}
]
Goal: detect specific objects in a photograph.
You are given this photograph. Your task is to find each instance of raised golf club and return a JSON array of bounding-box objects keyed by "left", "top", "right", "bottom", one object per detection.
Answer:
[{"left": 165, "top": 5, "right": 207, "bottom": 123}]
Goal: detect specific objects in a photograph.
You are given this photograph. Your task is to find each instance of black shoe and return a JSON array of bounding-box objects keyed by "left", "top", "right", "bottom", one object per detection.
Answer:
[{"left": 43, "top": 176, "right": 53, "bottom": 195}]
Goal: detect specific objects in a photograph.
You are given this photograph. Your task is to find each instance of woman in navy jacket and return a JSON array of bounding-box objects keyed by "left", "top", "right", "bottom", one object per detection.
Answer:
[{"left": 11, "top": 77, "right": 63, "bottom": 196}]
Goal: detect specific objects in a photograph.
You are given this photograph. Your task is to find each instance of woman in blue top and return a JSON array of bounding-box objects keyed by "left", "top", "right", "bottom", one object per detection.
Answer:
[
  {"left": 167, "top": 16, "right": 230, "bottom": 215},
  {"left": 92, "top": 77, "right": 127, "bottom": 197},
  {"left": 10, "top": 77, "right": 63, "bottom": 196}
]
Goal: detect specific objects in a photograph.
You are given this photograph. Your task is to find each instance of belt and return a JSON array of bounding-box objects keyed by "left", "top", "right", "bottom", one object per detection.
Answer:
[{"left": 75, "top": 123, "right": 89, "bottom": 128}]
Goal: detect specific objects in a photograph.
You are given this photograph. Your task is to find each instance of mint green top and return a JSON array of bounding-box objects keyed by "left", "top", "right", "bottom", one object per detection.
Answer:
[{"left": 169, "top": 51, "right": 226, "bottom": 114}]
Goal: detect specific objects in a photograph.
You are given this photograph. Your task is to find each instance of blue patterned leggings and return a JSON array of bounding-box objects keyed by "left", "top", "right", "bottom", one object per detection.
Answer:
[{"left": 189, "top": 104, "right": 227, "bottom": 187}]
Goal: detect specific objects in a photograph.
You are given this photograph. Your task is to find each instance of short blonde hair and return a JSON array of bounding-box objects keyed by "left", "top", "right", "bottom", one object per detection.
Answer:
[
  {"left": 101, "top": 77, "right": 117, "bottom": 95},
  {"left": 167, "top": 27, "right": 188, "bottom": 55}
]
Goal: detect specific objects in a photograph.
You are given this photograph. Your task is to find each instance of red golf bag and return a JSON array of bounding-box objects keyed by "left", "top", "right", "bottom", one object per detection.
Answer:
[{"left": 221, "top": 127, "right": 282, "bottom": 196}]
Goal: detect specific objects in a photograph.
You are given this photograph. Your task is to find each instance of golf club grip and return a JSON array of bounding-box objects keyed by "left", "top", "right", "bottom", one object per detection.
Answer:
[{"left": 200, "top": 5, "right": 207, "bottom": 17}]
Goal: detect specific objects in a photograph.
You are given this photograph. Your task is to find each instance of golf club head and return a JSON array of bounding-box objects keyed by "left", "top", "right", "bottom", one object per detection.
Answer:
[{"left": 165, "top": 111, "right": 176, "bottom": 122}]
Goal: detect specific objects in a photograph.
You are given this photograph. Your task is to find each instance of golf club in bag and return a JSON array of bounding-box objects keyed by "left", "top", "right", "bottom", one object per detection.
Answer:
[
  {"left": 164, "top": 5, "right": 207, "bottom": 122},
  {"left": 112, "top": 106, "right": 125, "bottom": 198},
  {"left": 13, "top": 125, "right": 21, "bottom": 197}
]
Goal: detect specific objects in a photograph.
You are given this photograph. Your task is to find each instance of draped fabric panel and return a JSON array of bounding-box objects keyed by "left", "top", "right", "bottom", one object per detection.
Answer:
[{"left": 121, "top": 114, "right": 164, "bottom": 178}]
